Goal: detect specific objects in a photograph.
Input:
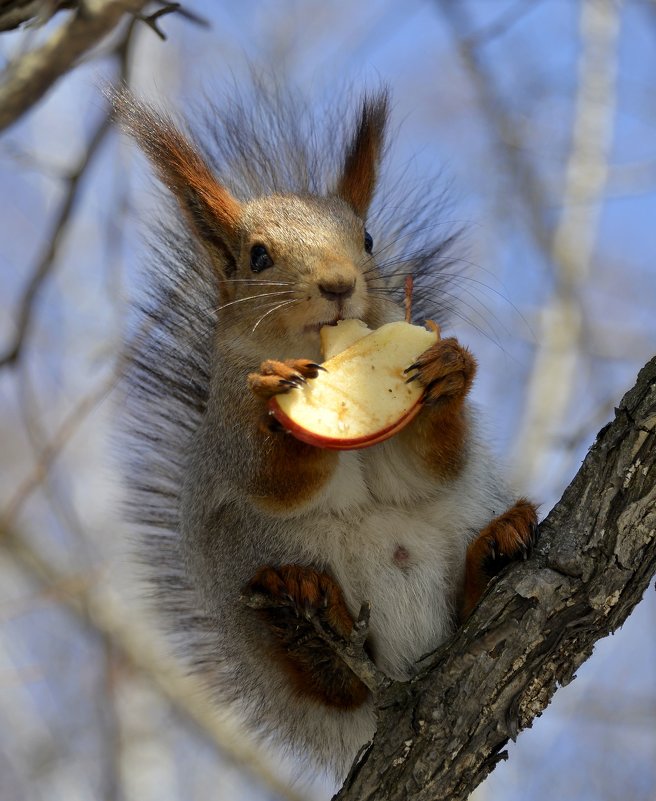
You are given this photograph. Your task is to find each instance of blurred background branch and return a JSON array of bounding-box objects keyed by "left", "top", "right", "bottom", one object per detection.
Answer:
[
  {"left": 0, "top": 520, "right": 305, "bottom": 801},
  {"left": 509, "top": 0, "right": 621, "bottom": 488},
  {"left": 0, "top": 0, "right": 150, "bottom": 132},
  {"left": 0, "top": 14, "right": 135, "bottom": 368}
]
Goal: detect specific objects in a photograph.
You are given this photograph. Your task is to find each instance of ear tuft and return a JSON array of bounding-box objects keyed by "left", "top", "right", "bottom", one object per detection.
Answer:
[
  {"left": 111, "top": 87, "right": 242, "bottom": 268},
  {"left": 336, "top": 91, "right": 389, "bottom": 218}
]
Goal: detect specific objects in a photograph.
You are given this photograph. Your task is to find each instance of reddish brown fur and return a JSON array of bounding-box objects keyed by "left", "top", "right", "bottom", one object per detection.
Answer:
[
  {"left": 115, "top": 94, "right": 242, "bottom": 297},
  {"left": 461, "top": 498, "right": 539, "bottom": 620},
  {"left": 401, "top": 337, "right": 477, "bottom": 480},
  {"left": 251, "top": 426, "right": 338, "bottom": 513},
  {"left": 248, "top": 358, "right": 323, "bottom": 400},
  {"left": 400, "top": 403, "right": 468, "bottom": 480},
  {"left": 153, "top": 127, "right": 242, "bottom": 241},
  {"left": 336, "top": 95, "right": 388, "bottom": 217},
  {"left": 248, "top": 359, "right": 338, "bottom": 511},
  {"left": 245, "top": 565, "right": 369, "bottom": 709}
]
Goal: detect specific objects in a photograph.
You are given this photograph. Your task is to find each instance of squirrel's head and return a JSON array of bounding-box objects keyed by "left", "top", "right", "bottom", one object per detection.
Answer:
[{"left": 114, "top": 90, "right": 391, "bottom": 344}]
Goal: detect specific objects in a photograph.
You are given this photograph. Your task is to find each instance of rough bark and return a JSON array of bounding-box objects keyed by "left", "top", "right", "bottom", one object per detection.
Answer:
[{"left": 335, "top": 354, "right": 656, "bottom": 801}]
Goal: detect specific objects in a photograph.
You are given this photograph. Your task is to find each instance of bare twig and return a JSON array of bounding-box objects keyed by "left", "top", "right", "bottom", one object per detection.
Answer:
[
  {"left": 437, "top": 0, "right": 555, "bottom": 258},
  {"left": 0, "top": 1, "right": 76, "bottom": 33},
  {"left": 97, "top": 642, "right": 126, "bottom": 801},
  {"left": 0, "top": 0, "right": 149, "bottom": 132},
  {"left": 0, "top": 110, "right": 112, "bottom": 368},
  {"left": 462, "top": 0, "right": 545, "bottom": 49},
  {"left": 16, "top": 351, "right": 109, "bottom": 583},
  {"left": 1, "top": 368, "right": 117, "bottom": 526},
  {"left": 0, "top": 15, "right": 138, "bottom": 370},
  {"left": 136, "top": 1, "right": 209, "bottom": 40},
  {"left": 9, "top": 15, "right": 138, "bottom": 551}
]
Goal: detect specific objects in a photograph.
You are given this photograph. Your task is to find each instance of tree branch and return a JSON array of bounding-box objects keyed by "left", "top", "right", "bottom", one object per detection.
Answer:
[
  {"left": 0, "top": 1, "right": 77, "bottom": 33},
  {"left": 335, "top": 354, "right": 656, "bottom": 800},
  {"left": 0, "top": 0, "right": 149, "bottom": 133}
]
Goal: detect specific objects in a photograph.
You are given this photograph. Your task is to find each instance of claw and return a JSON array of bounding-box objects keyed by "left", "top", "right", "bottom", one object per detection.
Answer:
[
  {"left": 405, "top": 373, "right": 420, "bottom": 384},
  {"left": 403, "top": 361, "right": 420, "bottom": 375},
  {"left": 530, "top": 522, "right": 540, "bottom": 546},
  {"left": 307, "top": 362, "right": 327, "bottom": 372}
]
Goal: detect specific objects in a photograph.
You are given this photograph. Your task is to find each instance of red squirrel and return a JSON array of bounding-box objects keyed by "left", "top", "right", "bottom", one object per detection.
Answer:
[{"left": 116, "top": 86, "right": 538, "bottom": 779}]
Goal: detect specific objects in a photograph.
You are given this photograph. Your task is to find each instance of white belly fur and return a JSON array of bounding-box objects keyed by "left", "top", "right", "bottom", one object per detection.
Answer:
[{"left": 290, "top": 429, "right": 509, "bottom": 681}]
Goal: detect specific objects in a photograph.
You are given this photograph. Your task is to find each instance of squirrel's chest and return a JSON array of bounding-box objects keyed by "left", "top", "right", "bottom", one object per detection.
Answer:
[{"left": 317, "top": 442, "right": 436, "bottom": 513}]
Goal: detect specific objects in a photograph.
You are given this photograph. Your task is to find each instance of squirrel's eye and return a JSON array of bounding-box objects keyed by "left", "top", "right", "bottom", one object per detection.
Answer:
[
  {"left": 250, "top": 244, "right": 274, "bottom": 272},
  {"left": 364, "top": 230, "right": 373, "bottom": 254}
]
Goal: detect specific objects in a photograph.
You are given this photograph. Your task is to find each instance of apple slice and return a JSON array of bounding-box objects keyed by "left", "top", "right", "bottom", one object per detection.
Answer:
[
  {"left": 268, "top": 320, "right": 438, "bottom": 449},
  {"left": 319, "top": 318, "right": 372, "bottom": 360}
]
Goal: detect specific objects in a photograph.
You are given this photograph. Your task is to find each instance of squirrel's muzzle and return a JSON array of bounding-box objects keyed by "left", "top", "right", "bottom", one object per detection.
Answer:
[{"left": 318, "top": 278, "right": 356, "bottom": 302}]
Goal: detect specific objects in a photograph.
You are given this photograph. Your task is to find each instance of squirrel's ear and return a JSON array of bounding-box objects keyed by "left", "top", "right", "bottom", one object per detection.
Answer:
[
  {"left": 112, "top": 89, "right": 242, "bottom": 276},
  {"left": 336, "top": 92, "right": 389, "bottom": 218}
]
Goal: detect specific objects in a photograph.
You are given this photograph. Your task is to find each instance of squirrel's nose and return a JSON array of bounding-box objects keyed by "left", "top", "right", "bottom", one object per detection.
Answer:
[{"left": 318, "top": 278, "right": 355, "bottom": 302}]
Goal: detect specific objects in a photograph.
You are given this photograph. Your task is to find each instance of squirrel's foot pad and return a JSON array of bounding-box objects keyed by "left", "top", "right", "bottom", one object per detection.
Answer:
[
  {"left": 243, "top": 565, "right": 370, "bottom": 709},
  {"left": 248, "top": 359, "right": 323, "bottom": 399},
  {"left": 405, "top": 337, "right": 476, "bottom": 405},
  {"left": 461, "top": 498, "right": 539, "bottom": 620}
]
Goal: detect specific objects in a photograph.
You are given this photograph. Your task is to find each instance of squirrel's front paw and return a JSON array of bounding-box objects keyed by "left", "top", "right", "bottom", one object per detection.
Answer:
[
  {"left": 404, "top": 337, "right": 476, "bottom": 405},
  {"left": 244, "top": 564, "right": 354, "bottom": 638},
  {"left": 248, "top": 359, "right": 324, "bottom": 400}
]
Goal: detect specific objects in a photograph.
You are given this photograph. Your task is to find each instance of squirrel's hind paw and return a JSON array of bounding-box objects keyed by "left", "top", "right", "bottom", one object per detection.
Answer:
[
  {"left": 242, "top": 565, "right": 369, "bottom": 709},
  {"left": 461, "top": 499, "right": 539, "bottom": 621},
  {"left": 243, "top": 564, "right": 354, "bottom": 638}
]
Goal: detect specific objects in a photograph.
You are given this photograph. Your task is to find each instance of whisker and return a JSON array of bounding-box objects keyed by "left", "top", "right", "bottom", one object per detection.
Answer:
[
  {"left": 411, "top": 289, "right": 507, "bottom": 350},
  {"left": 372, "top": 250, "right": 459, "bottom": 275},
  {"left": 252, "top": 299, "right": 299, "bottom": 333},
  {"left": 373, "top": 255, "right": 496, "bottom": 282},
  {"left": 175, "top": 296, "right": 299, "bottom": 373},
  {"left": 214, "top": 290, "right": 297, "bottom": 313},
  {"left": 360, "top": 250, "right": 459, "bottom": 283},
  {"left": 365, "top": 283, "right": 507, "bottom": 351},
  {"left": 365, "top": 266, "right": 532, "bottom": 341},
  {"left": 367, "top": 222, "right": 462, "bottom": 261},
  {"left": 374, "top": 220, "right": 461, "bottom": 249},
  {"left": 216, "top": 278, "right": 295, "bottom": 286}
]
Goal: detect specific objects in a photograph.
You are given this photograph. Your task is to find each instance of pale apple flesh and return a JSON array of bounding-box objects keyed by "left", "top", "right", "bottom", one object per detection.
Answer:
[
  {"left": 268, "top": 320, "right": 439, "bottom": 449},
  {"left": 319, "top": 318, "right": 372, "bottom": 360}
]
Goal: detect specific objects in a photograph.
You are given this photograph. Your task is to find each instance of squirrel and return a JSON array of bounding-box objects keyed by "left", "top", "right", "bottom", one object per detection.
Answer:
[{"left": 115, "top": 85, "right": 538, "bottom": 780}]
